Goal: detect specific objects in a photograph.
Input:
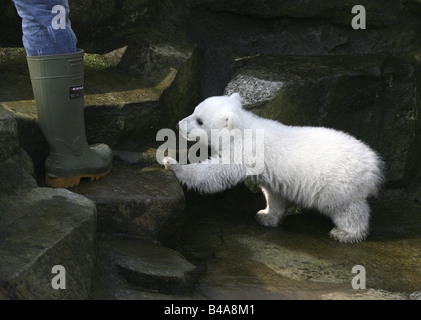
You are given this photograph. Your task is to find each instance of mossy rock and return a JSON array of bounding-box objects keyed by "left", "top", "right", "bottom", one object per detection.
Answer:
[{"left": 225, "top": 54, "right": 421, "bottom": 187}]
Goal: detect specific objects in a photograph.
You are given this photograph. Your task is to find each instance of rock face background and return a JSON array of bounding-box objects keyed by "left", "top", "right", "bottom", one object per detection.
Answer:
[
  {"left": 1, "top": 1, "right": 420, "bottom": 188},
  {"left": 1, "top": 0, "right": 421, "bottom": 300}
]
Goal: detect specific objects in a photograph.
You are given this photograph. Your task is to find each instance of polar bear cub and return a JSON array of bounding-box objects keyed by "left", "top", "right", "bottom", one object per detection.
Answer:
[{"left": 163, "top": 93, "right": 384, "bottom": 243}]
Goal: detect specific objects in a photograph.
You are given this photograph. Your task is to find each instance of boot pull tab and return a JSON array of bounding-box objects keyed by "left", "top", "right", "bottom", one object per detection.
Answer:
[{"left": 68, "top": 59, "right": 82, "bottom": 68}]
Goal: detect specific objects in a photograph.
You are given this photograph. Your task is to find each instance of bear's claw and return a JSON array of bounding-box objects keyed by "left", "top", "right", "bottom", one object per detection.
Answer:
[
  {"left": 329, "top": 227, "right": 367, "bottom": 243},
  {"left": 163, "top": 156, "right": 178, "bottom": 170}
]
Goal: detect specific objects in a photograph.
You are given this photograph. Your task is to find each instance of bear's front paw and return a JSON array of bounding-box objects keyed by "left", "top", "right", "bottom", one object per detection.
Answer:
[
  {"left": 163, "top": 156, "right": 179, "bottom": 171},
  {"left": 256, "top": 210, "right": 280, "bottom": 227}
]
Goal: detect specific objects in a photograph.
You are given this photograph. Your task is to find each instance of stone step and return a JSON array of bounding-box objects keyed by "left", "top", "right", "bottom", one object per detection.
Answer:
[
  {"left": 0, "top": 187, "right": 98, "bottom": 299},
  {"left": 1, "top": 54, "right": 191, "bottom": 299},
  {"left": 1, "top": 108, "right": 99, "bottom": 300},
  {"left": 95, "top": 234, "right": 200, "bottom": 297},
  {"left": 0, "top": 43, "right": 201, "bottom": 181},
  {"left": 71, "top": 165, "right": 185, "bottom": 247},
  {"left": 0, "top": 108, "right": 37, "bottom": 193}
]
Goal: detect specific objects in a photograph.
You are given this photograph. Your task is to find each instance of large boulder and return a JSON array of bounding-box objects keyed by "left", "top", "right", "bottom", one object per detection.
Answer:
[
  {"left": 224, "top": 55, "right": 421, "bottom": 187},
  {"left": 0, "top": 107, "right": 99, "bottom": 300},
  {"left": 186, "top": 2, "right": 421, "bottom": 98},
  {"left": 0, "top": 188, "right": 98, "bottom": 300}
]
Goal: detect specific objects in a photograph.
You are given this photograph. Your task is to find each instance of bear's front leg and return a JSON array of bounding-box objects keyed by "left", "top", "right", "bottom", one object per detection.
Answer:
[
  {"left": 163, "top": 156, "right": 246, "bottom": 194},
  {"left": 256, "top": 186, "right": 289, "bottom": 227}
]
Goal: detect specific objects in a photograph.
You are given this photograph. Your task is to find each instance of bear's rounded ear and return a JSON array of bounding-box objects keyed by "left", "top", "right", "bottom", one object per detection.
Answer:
[{"left": 230, "top": 92, "right": 242, "bottom": 103}]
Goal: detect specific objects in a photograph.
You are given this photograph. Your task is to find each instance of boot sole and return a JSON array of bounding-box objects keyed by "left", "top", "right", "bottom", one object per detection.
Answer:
[{"left": 45, "top": 165, "right": 112, "bottom": 188}]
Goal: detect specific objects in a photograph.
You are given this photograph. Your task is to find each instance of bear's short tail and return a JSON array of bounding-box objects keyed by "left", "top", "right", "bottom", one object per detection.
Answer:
[{"left": 368, "top": 155, "right": 385, "bottom": 199}]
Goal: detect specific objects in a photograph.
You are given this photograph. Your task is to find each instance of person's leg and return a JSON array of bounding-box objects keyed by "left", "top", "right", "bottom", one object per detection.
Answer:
[
  {"left": 13, "top": 0, "right": 77, "bottom": 56},
  {"left": 13, "top": 0, "right": 113, "bottom": 188}
]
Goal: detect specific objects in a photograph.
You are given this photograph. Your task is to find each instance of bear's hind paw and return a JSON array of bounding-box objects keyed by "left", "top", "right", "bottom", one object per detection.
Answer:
[
  {"left": 256, "top": 210, "right": 281, "bottom": 227},
  {"left": 329, "top": 227, "right": 368, "bottom": 243}
]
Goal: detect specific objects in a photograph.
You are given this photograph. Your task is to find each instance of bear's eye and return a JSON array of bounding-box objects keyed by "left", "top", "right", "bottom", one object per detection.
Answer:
[{"left": 196, "top": 118, "right": 203, "bottom": 126}]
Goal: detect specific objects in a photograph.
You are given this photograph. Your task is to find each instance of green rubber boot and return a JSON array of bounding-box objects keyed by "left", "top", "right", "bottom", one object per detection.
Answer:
[{"left": 27, "top": 49, "right": 112, "bottom": 188}]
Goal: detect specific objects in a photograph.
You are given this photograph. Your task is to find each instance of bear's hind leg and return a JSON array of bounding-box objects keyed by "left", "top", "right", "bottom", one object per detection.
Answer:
[
  {"left": 256, "top": 186, "right": 288, "bottom": 227},
  {"left": 328, "top": 200, "right": 370, "bottom": 243}
]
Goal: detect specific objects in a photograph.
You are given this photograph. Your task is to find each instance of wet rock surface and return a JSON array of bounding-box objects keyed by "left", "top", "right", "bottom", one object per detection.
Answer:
[
  {"left": 180, "top": 189, "right": 421, "bottom": 300},
  {"left": 0, "top": 108, "right": 37, "bottom": 193},
  {"left": 95, "top": 234, "right": 199, "bottom": 298},
  {"left": 0, "top": 188, "right": 98, "bottom": 299},
  {"left": 72, "top": 167, "right": 185, "bottom": 247},
  {"left": 1, "top": 105, "right": 99, "bottom": 299}
]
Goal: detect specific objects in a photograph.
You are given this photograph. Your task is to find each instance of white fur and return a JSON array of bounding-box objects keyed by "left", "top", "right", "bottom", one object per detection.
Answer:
[{"left": 163, "top": 93, "right": 384, "bottom": 243}]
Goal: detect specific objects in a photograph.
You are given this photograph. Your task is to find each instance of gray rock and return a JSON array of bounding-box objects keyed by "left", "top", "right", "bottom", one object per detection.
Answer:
[
  {"left": 320, "top": 289, "right": 408, "bottom": 300},
  {"left": 68, "top": 1, "right": 191, "bottom": 47},
  {"left": 1, "top": 87, "right": 98, "bottom": 300},
  {"left": 410, "top": 291, "right": 421, "bottom": 300},
  {"left": 224, "top": 55, "right": 420, "bottom": 187},
  {"left": 160, "top": 46, "right": 203, "bottom": 129},
  {"left": 72, "top": 167, "right": 185, "bottom": 246},
  {"left": 0, "top": 44, "right": 201, "bottom": 173},
  {"left": 0, "top": 188, "right": 98, "bottom": 299},
  {"left": 402, "top": 0, "right": 421, "bottom": 16},
  {"left": 0, "top": 108, "right": 37, "bottom": 192},
  {"left": 83, "top": 40, "right": 200, "bottom": 149},
  {"left": 182, "top": 191, "right": 421, "bottom": 300},
  {"left": 0, "top": 111, "right": 19, "bottom": 162},
  {"left": 99, "top": 234, "right": 199, "bottom": 296},
  {"left": 200, "top": 0, "right": 405, "bottom": 27},
  {"left": 0, "top": 149, "right": 37, "bottom": 193},
  {"left": 118, "top": 42, "right": 191, "bottom": 81},
  {"left": 112, "top": 148, "right": 160, "bottom": 167},
  {"left": 188, "top": 2, "right": 421, "bottom": 97}
]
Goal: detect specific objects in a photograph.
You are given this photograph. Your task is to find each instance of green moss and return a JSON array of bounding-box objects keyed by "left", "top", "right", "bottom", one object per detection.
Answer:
[
  {"left": 286, "top": 204, "right": 302, "bottom": 215},
  {"left": 0, "top": 47, "right": 28, "bottom": 74},
  {"left": 160, "top": 47, "right": 202, "bottom": 129},
  {"left": 243, "top": 178, "right": 261, "bottom": 193},
  {"left": 257, "top": 89, "right": 314, "bottom": 126},
  {"left": 84, "top": 53, "right": 116, "bottom": 71}
]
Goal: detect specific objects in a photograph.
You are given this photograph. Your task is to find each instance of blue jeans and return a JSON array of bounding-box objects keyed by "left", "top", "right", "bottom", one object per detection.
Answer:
[{"left": 13, "top": 0, "right": 77, "bottom": 56}]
